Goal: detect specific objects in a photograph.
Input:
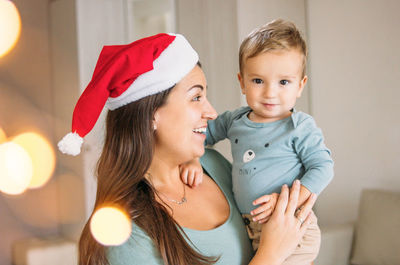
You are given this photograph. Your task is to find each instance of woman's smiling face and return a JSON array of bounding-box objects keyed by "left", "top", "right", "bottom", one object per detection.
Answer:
[{"left": 153, "top": 65, "right": 217, "bottom": 163}]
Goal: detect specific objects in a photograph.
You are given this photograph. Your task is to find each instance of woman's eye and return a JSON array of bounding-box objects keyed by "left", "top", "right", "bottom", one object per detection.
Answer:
[
  {"left": 280, "top": 80, "right": 289, "bottom": 85},
  {"left": 252, "top": 78, "right": 263, "bottom": 84},
  {"left": 192, "top": 96, "right": 201, "bottom": 101}
]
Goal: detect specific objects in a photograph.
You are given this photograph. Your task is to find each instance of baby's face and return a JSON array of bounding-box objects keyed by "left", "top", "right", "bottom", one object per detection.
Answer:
[{"left": 238, "top": 49, "right": 307, "bottom": 123}]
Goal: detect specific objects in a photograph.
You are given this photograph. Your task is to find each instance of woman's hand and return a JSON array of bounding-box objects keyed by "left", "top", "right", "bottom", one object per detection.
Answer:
[{"left": 250, "top": 180, "right": 317, "bottom": 265}]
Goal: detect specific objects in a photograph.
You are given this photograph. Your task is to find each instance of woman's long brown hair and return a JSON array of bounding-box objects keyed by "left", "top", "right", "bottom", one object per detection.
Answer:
[{"left": 79, "top": 86, "right": 218, "bottom": 265}]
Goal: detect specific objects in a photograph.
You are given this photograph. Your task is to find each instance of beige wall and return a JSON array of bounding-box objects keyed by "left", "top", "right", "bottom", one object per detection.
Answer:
[
  {"left": 0, "top": 0, "right": 53, "bottom": 114},
  {"left": 176, "top": 0, "right": 240, "bottom": 160},
  {"left": 0, "top": 1, "right": 58, "bottom": 265},
  {"left": 176, "top": 0, "right": 240, "bottom": 114},
  {"left": 50, "top": 0, "right": 85, "bottom": 241},
  {"left": 306, "top": 0, "right": 400, "bottom": 225}
]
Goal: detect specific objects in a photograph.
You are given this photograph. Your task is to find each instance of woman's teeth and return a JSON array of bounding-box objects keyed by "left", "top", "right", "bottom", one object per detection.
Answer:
[{"left": 193, "top": 127, "right": 206, "bottom": 134}]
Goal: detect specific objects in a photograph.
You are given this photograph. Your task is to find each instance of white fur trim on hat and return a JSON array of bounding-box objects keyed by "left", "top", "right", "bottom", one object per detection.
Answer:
[
  {"left": 58, "top": 132, "right": 84, "bottom": 156},
  {"left": 105, "top": 34, "right": 199, "bottom": 110}
]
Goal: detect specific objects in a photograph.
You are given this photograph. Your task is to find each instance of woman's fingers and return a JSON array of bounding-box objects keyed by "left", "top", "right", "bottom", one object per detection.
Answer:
[
  {"left": 285, "top": 180, "right": 301, "bottom": 215},
  {"left": 295, "top": 193, "right": 317, "bottom": 224},
  {"left": 272, "top": 184, "right": 289, "bottom": 217},
  {"left": 299, "top": 212, "right": 312, "bottom": 233}
]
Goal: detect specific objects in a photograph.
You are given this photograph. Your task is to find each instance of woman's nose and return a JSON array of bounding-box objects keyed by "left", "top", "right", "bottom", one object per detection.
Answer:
[{"left": 203, "top": 99, "right": 217, "bottom": 120}]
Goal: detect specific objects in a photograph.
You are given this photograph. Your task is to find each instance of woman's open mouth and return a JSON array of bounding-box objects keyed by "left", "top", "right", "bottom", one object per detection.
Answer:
[{"left": 192, "top": 127, "right": 207, "bottom": 135}]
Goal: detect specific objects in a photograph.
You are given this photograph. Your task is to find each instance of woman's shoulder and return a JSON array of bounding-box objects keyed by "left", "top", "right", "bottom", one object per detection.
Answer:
[{"left": 107, "top": 223, "right": 163, "bottom": 265}]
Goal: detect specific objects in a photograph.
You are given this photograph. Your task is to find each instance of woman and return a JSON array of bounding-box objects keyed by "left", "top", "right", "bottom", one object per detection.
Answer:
[{"left": 58, "top": 33, "right": 316, "bottom": 265}]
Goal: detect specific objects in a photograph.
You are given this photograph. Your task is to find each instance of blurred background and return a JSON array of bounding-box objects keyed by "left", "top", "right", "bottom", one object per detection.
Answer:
[{"left": 0, "top": 0, "right": 399, "bottom": 264}]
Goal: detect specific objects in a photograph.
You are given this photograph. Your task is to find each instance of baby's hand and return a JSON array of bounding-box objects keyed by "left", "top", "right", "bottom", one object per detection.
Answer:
[
  {"left": 250, "top": 193, "right": 279, "bottom": 224},
  {"left": 179, "top": 158, "right": 203, "bottom": 188}
]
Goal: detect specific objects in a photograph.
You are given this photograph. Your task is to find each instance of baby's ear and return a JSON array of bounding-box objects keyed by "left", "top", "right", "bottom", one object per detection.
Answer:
[
  {"left": 297, "top": 75, "right": 308, "bottom": 97},
  {"left": 237, "top": 72, "right": 245, "bottom": 94}
]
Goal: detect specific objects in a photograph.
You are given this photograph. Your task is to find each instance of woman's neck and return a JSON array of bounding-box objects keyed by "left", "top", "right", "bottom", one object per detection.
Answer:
[{"left": 146, "top": 154, "right": 182, "bottom": 189}]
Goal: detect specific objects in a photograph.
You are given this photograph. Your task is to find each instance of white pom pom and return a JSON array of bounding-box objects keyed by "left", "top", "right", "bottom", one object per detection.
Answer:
[{"left": 58, "top": 132, "right": 84, "bottom": 156}]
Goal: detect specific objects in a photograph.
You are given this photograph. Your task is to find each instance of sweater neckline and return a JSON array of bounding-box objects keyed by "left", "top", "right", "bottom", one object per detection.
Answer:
[{"left": 182, "top": 169, "right": 233, "bottom": 234}]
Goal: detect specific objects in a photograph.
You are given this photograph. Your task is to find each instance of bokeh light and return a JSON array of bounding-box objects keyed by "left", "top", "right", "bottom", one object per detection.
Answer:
[
  {"left": 12, "top": 132, "right": 56, "bottom": 189},
  {"left": 90, "top": 206, "right": 132, "bottom": 246},
  {"left": 0, "top": 128, "right": 6, "bottom": 144},
  {"left": 0, "top": 0, "right": 22, "bottom": 58},
  {"left": 0, "top": 142, "right": 33, "bottom": 195}
]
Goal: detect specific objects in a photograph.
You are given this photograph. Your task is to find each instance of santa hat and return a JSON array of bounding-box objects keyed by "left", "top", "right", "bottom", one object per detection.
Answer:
[{"left": 58, "top": 33, "right": 199, "bottom": 156}]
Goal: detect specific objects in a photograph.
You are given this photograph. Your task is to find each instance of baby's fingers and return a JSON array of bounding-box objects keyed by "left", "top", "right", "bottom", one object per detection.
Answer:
[
  {"left": 187, "top": 170, "right": 195, "bottom": 187},
  {"left": 257, "top": 216, "right": 270, "bottom": 224},
  {"left": 193, "top": 170, "right": 203, "bottom": 187},
  {"left": 180, "top": 168, "right": 189, "bottom": 184},
  {"left": 251, "top": 203, "right": 272, "bottom": 216},
  {"left": 252, "top": 194, "right": 271, "bottom": 206},
  {"left": 252, "top": 209, "right": 273, "bottom": 222}
]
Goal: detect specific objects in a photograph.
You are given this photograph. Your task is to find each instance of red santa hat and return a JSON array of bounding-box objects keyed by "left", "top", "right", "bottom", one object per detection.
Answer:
[{"left": 58, "top": 33, "right": 199, "bottom": 156}]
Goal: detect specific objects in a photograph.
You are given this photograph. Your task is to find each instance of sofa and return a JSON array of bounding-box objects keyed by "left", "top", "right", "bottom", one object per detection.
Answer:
[{"left": 315, "top": 189, "right": 400, "bottom": 265}]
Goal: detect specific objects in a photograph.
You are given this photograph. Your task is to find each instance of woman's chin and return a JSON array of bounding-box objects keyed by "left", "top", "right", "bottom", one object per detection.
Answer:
[
  {"left": 197, "top": 146, "right": 206, "bottom": 156},
  {"left": 192, "top": 145, "right": 205, "bottom": 157},
  {"left": 190, "top": 145, "right": 205, "bottom": 160}
]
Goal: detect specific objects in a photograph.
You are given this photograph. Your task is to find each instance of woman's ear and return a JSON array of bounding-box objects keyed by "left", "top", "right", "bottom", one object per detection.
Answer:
[{"left": 152, "top": 112, "right": 159, "bottom": 130}]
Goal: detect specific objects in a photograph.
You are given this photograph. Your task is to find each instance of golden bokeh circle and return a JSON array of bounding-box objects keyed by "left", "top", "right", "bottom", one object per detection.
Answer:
[
  {"left": 0, "top": 0, "right": 22, "bottom": 57},
  {"left": 0, "top": 142, "right": 33, "bottom": 195},
  {"left": 0, "top": 128, "right": 7, "bottom": 144},
  {"left": 90, "top": 206, "right": 132, "bottom": 246},
  {"left": 12, "top": 132, "right": 56, "bottom": 189}
]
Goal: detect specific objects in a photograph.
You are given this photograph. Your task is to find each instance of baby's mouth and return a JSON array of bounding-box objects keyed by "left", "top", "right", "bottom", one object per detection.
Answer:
[{"left": 263, "top": 103, "right": 278, "bottom": 108}]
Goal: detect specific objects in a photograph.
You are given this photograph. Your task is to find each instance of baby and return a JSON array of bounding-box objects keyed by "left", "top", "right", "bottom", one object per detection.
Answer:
[{"left": 181, "top": 19, "right": 334, "bottom": 264}]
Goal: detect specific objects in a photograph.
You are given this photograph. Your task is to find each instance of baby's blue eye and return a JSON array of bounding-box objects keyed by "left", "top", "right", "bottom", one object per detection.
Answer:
[
  {"left": 280, "top": 80, "right": 289, "bottom": 85},
  {"left": 252, "top": 78, "right": 263, "bottom": 84},
  {"left": 193, "top": 96, "right": 201, "bottom": 101}
]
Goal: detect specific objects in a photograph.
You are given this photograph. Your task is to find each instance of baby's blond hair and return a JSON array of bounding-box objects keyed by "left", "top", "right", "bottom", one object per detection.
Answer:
[{"left": 239, "top": 19, "right": 307, "bottom": 77}]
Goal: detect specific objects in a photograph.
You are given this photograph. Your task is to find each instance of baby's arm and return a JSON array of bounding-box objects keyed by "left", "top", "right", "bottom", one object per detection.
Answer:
[
  {"left": 251, "top": 184, "right": 312, "bottom": 223},
  {"left": 205, "top": 110, "right": 235, "bottom": 146},
  {"left": 294, "top": 116, "right": 334, "bottom": 196},
  {"left": 179, "top": 158, "right": 203, "bottom": 187}
]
